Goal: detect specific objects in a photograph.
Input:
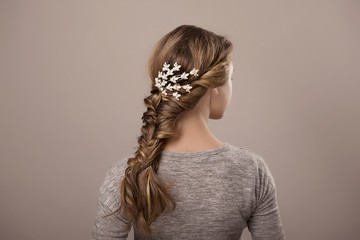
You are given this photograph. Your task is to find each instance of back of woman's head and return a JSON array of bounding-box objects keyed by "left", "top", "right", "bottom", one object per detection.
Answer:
[{"left": 103, "top": 24, "right": 233, "bottom": 236}]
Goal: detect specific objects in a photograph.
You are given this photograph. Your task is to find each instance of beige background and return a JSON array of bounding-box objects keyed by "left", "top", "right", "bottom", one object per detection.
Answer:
[{"left": 1, "top": 0, "right": 359, "bottom": 239}]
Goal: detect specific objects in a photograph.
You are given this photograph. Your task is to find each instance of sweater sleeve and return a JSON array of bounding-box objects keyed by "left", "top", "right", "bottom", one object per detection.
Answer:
[
  {"left": 247, "top": 154, "right": 286, "bottom": 240},
  {"left": 91, "top": 160, "right": 131, "bottom": 240}
]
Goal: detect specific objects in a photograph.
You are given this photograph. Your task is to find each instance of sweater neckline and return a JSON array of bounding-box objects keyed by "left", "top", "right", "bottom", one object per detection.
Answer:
[{"left": 161, "top": 142, "right": 230, "bottom": 157}]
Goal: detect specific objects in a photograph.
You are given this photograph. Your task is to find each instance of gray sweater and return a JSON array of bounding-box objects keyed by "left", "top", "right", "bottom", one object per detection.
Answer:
[{"left": 91, "top": 142, "right": 285, "bottom": 239}]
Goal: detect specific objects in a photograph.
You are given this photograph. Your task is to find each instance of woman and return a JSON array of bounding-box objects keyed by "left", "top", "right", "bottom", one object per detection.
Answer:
[{"left": 91, "top": 24, "right": 285, "bottom": 240}]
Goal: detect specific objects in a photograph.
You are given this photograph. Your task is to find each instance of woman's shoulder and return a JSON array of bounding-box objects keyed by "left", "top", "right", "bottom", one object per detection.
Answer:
[
  {"left": 226, "top": 143, "right": 274, "bottom": 175},
  {"left": 99, "top": 155, "right": 134, "bottom": 194},
  {"left": 226, "top": 143, "right": 263, "bottom": 163},
  {"left": 231, "top": 143, "right": 277, "bottom": 189}
]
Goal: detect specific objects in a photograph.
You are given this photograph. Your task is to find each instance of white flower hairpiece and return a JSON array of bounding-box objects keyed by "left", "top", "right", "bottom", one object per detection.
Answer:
[{"left": 154, "top": 61, "right": 199, "bottom": 100}]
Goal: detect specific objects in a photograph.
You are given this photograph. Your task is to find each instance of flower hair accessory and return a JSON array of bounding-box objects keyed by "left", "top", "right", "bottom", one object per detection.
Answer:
[{"left": 155, "top": 61, "right": 199, "bottom": 100}]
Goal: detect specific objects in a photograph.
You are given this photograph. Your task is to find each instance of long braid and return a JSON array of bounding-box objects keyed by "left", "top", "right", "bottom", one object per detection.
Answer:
[{"left": 122, "top": 92, "right": 177, "bottom": 235}]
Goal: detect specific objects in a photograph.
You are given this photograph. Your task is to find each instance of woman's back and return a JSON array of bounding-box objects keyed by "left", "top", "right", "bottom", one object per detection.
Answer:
[{"left": 91, "top": 142, "right": 285, "bottom": 239}]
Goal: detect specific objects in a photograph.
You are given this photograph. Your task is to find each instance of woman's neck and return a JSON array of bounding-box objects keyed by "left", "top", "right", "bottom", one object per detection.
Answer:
[{"left": 163, "top": 107, "right": 224, "bottom": 152}]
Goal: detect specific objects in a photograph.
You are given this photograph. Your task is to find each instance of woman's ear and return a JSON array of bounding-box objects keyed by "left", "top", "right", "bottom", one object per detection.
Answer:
[{"left": 210, "top": 88, "right": 219, "bottom": 96}]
